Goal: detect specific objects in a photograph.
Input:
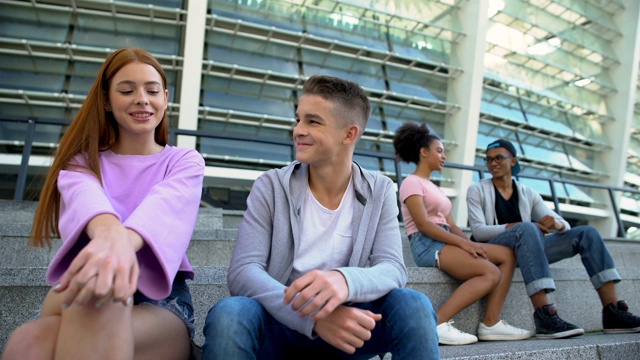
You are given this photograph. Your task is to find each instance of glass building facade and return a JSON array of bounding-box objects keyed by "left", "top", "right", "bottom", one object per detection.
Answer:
[{"left": 1, "top": 0, "right": 639, "bottom": 238}]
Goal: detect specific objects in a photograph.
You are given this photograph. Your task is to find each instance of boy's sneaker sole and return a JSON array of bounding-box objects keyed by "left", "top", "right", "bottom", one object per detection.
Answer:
[
  {"left": 535, "top": 328, "right": 584, "bottom": 339},
  {"left": 603, "top": 326, "right": 640, "bottom": 334}
]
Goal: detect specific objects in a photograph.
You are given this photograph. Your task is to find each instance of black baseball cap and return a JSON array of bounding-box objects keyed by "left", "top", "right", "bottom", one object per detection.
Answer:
[{"left": 486, "top": 139, "right": 521, "bottom": 176}]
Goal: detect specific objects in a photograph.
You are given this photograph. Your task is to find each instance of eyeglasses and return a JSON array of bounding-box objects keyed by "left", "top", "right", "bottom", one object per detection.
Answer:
[{"left": 484, "top": 155, "right": 513, "bottom": 164}]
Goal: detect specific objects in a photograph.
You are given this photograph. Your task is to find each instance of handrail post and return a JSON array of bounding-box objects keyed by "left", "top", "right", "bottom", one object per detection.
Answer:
[
  {"left": 548, "top": 178, "right": 561, "bottom": 215},
  {"left": 14, "top": 119, "right": 36, "bottom": 201},
  {"left": 608, "top": 189, "right": 626, "bottom": 238}
]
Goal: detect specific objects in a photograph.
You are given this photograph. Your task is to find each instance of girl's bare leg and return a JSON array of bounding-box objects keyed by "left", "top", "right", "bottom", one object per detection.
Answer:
[
  {"left": 481, "top": 243, "right": 516, "bottom": 325},
  {"left": 1, "top": 287, "right": 189, "bottom": 360},
  {"left": 436, "top": 245, "right": 501, "bottom": 324}
]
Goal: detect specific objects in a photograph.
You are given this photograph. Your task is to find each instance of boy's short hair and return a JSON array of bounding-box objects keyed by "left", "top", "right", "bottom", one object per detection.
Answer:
[{"left": 302, "top": 75, "right": 371, "bottom": 136}]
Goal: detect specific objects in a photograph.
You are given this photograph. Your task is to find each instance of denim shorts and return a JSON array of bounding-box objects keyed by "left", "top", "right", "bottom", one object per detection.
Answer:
[
  {"left": 134, "top": 271, "right": 196, "bottom": 339},
  {"left": 408, "top": 225, "right": 449, "bottom": 268}
]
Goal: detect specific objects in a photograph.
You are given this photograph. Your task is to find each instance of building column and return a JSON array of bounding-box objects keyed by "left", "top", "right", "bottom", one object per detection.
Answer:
[
  {"left": 443, "top": 0, "right": 490, "bottom": 228},
  {"left": 597, "top": 0, "right": 640, "bottom": 237},
  {"left": 177, "top": 0, "right": 207, "bottom": 149}
]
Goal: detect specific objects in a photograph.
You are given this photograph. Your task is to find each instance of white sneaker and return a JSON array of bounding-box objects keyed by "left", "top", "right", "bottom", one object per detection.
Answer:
[
  {"left": 437, "top": 320, "right": 478, "bottom": 345},
  {"left": 477, "top": 320, "right": 534, "bottom": 341}
]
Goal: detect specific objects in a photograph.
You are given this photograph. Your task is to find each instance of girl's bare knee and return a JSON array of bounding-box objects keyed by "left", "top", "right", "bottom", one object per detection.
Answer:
[{"left": 3, "top": 317, "right": 59, "bottom": 359}]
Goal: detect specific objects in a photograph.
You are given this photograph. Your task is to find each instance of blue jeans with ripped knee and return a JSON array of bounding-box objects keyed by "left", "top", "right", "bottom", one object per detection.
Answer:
[{"left": 487, "top": 223, "right": 620, "bottom": 296}]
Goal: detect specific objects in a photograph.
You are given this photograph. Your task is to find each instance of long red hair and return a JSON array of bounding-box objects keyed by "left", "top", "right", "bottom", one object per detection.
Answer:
[{"left": 31, "top": 48, "right": 170, "bottom": 247}]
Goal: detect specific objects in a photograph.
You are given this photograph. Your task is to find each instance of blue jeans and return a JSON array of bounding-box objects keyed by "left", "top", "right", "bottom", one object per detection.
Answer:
[
  {"left": 488, "top": 223, "right": 621, "bottom": 296},
  {"left": 202, "top": 288, "right": 439, "bottom": 360}
]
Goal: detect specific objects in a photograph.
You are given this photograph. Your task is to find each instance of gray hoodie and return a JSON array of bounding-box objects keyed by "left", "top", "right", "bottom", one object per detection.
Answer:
[
  {"left": 466, "top": 178, "right": 570, "bottom": 242},
  {"left": 227, "top": 161, "right": 407, "bottom": 337}
]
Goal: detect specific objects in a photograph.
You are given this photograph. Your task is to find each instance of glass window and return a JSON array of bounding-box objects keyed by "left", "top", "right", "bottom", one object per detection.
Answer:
[
  {"left": 521, "top": 142, "right": 572, "bottom": 168},
  {"left": 200, "top": 137, "right": 292, "bottom": 164},
  {"left": 202, "top": 90, "right": 294, "bottom": 119},
  {"left": 73, "top": 15, "right": 181, "bottom": 55},
  {"left": 0, "top": 120, "right": 63, "bottom": 147},
  {"left": 524, "top": 112, "right": 574, "bottom": 137},
  {"left": 202, "top": 75, "right": 294, "bottom": 116},
  {"left": 0, "top": 7, "right": 71, "bottom": 43},
  {"left": 563, "top": 183, "right": 596, "bottom": 204},
  {"left": 519, "top": 177, "right": 567, "bottom": 199},
  {"left": 301, "top": 3, "right": 389, "bottom": 51},
  {"left": 480, "top": 101, "right": 526, "bottom": 124},
  {"left": 209, "top": 0, "right": 304, "bottom": 32},
  {"left": 385, "top": 67, "right": 446, "bottom": 102},
  {"left": 206, "top": 33, "right": 299, "bottom": 76},
  {"left": 301, "top": 50, "right": 386, "bottom": 92}
]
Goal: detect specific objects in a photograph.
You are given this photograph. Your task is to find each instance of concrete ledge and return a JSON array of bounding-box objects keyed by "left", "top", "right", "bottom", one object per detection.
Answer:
[
  {"left": 3, "top": 266, "right": 640, "bottom": 350},
  {"left": 440, "top": 332, "right": 640, "bottom": 359}
]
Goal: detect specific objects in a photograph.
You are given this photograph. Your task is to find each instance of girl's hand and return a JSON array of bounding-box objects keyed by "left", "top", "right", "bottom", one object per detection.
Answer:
[
  {"left": 460, "top": 240, "right": 488, "bottom": 260},
  {"left": 55, "top": 215, "right": 142, "bottom": 308}
]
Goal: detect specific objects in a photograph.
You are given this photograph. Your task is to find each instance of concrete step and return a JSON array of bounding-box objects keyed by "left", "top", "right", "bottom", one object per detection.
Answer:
[
  {"left": 3, "top": 199, "right": 640, "bottom": 358},
  {"left": 440, "top": 332, "right": 640, "bottom": 359},
  {"left": 3, "top": 265, "right": 640, "bottom": 353}
]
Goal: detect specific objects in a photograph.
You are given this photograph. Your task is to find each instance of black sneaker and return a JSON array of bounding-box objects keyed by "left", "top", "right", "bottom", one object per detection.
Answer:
[
  {"left": 533, "top": 304, "right": 584, "bottom": 339},
  {"left": 603, "top": 300, "right": 640, "bottom": 334}
]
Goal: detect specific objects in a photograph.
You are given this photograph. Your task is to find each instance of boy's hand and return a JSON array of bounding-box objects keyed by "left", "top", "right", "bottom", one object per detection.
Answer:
[
  {"left": 538, "top": 215, "right": 563, "bottom": 232},
  {"left": 284, "top": 269, "right": 349, "bottom": 320},
  {"left": 313, "top": 306, "right": 381, "bottom": 354}
]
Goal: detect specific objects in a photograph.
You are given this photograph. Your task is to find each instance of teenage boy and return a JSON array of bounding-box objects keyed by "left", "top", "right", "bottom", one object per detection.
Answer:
[
  {"left": 467, "top": 139, "right": 640, "bottom": 339},
  {"left": 202, "top": 75, "right": 439, "bottom": 359}
]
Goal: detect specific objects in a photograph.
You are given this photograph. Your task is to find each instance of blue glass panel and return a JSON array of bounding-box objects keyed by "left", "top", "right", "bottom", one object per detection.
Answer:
[
  {"left": 0, "top": 8, "right": 71, "bottom": 42},
  {"left": 120, "top": 0, "right": 183, "bottom": 7},
  {"left": 566, "top": 155, "right": 593, "bottom": 173},
  {"left": 388, "top": 30, "right": 450, "bottom": 64},
  {"left": 524, "top": 113, "right": 573, "bottom": 137},
  {"left": 202, "top": 90, "right": 294, "bottom": 119},
  {"left": 385, "top": 67, "right": 445, "bottom": 102},
  {"left": 520, "top": 143, "right": 571, "bottom": 167},
  {"left": 0, "top": 55, "right": 69, "bottom": 92},
  {"left": 301, "top": 50, "right": 386, "bottom": 91},
  {"left": 302, "top": 10, "right": 388, "bottom": 51},
  {"left": 210, "top": 0, "right": 303, "bottom": 32},
  {"left": 353, "top": 154, "right": 382, "bottom": 172},
  {"left": 0, "top": 70, "right": 64, "bottom": 93},
  {"left": 200, "top": 137, "right": 292, "bottom": 163},
  {"left": 302, "top": 65, "right": 385, "bottom": 92},
  {"left": 381, "top": 158, "right": 397, "bottom": 176},
  {"left": 0, "top": 121, "right": 63, "bottom": 144},
  {"left": 480, "top": 101, "right": 526, "bottom": 123},
  {"left": 367, "top": 108, "right": 383, "bottom": 131},
  {"left": 72, "top": 15, "right": 180, "bottom": 55},
  {"left": 519, "top": 177, "right": 555, "bottom": 198},
  {"left": 563, "top": 183, "right": 596, "bottom": 203},
  {"left": 206, "top": 33, "right": 299, "bottom": 75}
]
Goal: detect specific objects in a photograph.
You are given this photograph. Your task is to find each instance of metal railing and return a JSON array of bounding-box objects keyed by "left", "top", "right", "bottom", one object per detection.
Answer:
[{"left": 4, "top": 115, "right": 640, "bottom": 238}]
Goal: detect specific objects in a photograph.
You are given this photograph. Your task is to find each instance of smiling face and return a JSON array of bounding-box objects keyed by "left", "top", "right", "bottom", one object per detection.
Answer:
[
  {"left": 421, "top": 139, "right": 446, "bottom": 171},
  {"left": 106, "top": 61, "right": 168, "bottom": 144},
  {"left": 293, "top": 94, "right": 357, "bottom": 167},
  {"left": 486, "top": 146, "right": 517, "bottom": 178}
]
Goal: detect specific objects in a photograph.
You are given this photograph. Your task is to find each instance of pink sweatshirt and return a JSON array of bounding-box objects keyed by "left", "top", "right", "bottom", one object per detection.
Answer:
[{"left": 46, "top": 146, "right": 205, "bottom": 300}]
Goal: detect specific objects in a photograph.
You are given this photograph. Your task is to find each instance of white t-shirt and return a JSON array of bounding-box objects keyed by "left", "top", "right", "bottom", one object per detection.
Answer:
[{"left": 289, "top": 179, "right": 355, "bottom": 283}]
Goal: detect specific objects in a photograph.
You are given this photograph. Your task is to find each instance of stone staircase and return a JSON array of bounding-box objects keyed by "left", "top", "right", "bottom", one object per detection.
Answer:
[{"left": 2, "top": 199, "right": 640, "bottom": 358}]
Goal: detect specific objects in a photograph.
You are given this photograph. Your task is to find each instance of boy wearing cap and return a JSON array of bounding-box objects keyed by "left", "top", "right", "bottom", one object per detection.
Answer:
[{"left": 466, "top": 139, "right": 640, "bottom": 339}]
